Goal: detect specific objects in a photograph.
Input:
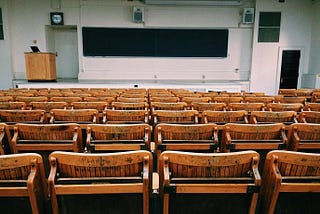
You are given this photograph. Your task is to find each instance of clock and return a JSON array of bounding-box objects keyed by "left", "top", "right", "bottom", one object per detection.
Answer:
[{"left": 50, "top": 12, "right": 64, "bottom": 25}]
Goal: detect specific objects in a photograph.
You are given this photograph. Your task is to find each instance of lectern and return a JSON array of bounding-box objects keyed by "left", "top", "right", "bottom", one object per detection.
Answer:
[{"left": 25, "top": 52, "right": 56, "bottom": 81}]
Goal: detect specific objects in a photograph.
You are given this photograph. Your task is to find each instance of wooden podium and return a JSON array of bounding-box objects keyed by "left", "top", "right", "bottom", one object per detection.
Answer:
[{"left": 25, "top": 52, "right": 56, "bottom": 81}]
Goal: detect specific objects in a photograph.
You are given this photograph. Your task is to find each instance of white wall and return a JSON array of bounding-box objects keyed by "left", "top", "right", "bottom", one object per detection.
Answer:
[
  {"left": 250, "top": 0, "right": 313, "bottom": 95},
  {"left": 0, "top": 0, "right": 13, "bottom": 89}
]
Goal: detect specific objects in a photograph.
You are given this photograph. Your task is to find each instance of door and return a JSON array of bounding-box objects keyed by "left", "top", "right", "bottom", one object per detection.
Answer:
[
  {"left": 279, "top": 50, "right": 301, "bottom": 89},
  {"left": 54, "top": 27, "right": 79, "bottom": 79}
]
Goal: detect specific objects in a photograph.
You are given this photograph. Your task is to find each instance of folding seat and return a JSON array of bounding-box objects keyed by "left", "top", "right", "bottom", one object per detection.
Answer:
[
  {"left": 117, "top": 97, "right": 148, "bottom": 103},
  {"left": 261, "top": 150, "right": 320, "bottom": 214},
  {"left": 15, "top": 96, "right": 48, "bottom": 109},
  {"left": 0, "top": 109, "right": 46, "bottom": 125},
  {"left": 103, "top": 109, "right": 149, "bottom": 124},
  {"left": 304, "top": 102, "right": 320, "bottom": 111},
  {"left": 48, "top": 150, "right": 153, "bottom": 214},
  {"left": 50, "top": 109, "right": 99, "bottom": 125},
  {"left": 158, "top": 150, "right": 261, "bottom": 214},
  {"left": 278, "top": 88, "right": 297, "bottom": 97},
  {"left": 111, "top": 101, "right": 149, "bottom": 111},
  {"left": 287, "top": 123, "right": 320, "bottom": 151},
  {"left": 266, "top": 103, "right": 304, "bottom": 112},
  {"left": 227, "top": 102, "right": 265, "bottom": 112},
  {"left": 213, "top": 96, "right": 243, "bottom": 104},
  {"left": 202, "top": 110, "right": 249, "bottom": 124},
  {"left": 0, "top": 153, "right": 47, "bottom": 214},
  {"left": 0, "top": 101, "right": 26, "bottom": 110},
  {"left": 149, "top": 96, "right": 179, "bottom": 103},
  {"left": 152, "top": 110, "right": 199, "bottom": 126},
  {"left": 250, "top": 111, "right": 298, "bottom": 126},
  {"left": 298, "top": 111, "right": 320, "bottom": 123},
  {"left": 243, "top": 96, "right": 275, "bottom": 105}
]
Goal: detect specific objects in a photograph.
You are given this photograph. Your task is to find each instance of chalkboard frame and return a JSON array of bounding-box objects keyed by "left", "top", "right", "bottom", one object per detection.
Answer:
[{"left": 82, "top": 27, "right": 229, "bottom": 58}]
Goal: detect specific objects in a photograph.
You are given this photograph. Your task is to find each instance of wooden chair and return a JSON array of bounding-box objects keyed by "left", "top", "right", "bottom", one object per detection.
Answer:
[
  {"left": 244, "top": 96, "right": 275, "bottom": 105},
  {"left": 48, "top": 150, "right": 153, "bottom": 214},
  {"left": 117, "top": 97, "right": 147, "bottom": 103},
  {"left": 311, "top": 92, "right": 320, "bottom": 103},
  {"left": 304, "top": 102, "right": 320, "bottom": 111},
  {"left": 84, "top": 96, "right": 115, "bottom": 104},
  {"left": 298, "top": 111, "right": 320, "bottom": 123},
  {"left": 158, "top": 150, "right": 261, "bottom": 214},
  {"left": 275, "top": 96, "right": 306, "bottom": 104},
  {"left": 50, "top": 109, "right": 99, "bottom": 125},
  {"left": 0, "top": 123, "right": 11, "bottom": 154},
  {"left": 86, "top": 124, "right": 151, "bottom": 152},
  {"left": 0, "top": 96, "right": 14, "bottom": 102},
  {"left": 296, "top": 88, "right": 313, "bottom": 101},
  {"left": 261, "top": 150, "right": 320, "bottom": 214},
  {"left": 11, "top": 123, "right": 83, "bottom": 154},
  {"left": 111, "top": 101, "right": 149, "bottom": 111},
  {"left": 202, "top": 110, "right": 249, "bottom": 124},
  {"left": 213, "top": 96, "right": 243, "bottom": 104},
  {"left": 250, "top": 111, "right": 298, "bottom": 125},
  {"left": 50, "top": 96, "right": 83, "bottom": 104},
  {"left": 153, "top": 110, "right": 199, "bottom": 125},
  {"left": 287, "top": 123, "right": 320, "bottom": 151},
  {"left": 227, "top": 102, "right": 265, "bottom": 112},
  {"left": 149, "top": 96, "right": 179, "bottom": 103},
  {"left": 0, "top": 101, "right": 26, "bottom": 110},
  {"left": 0, "top": 153, "right": 47, "bottom": 214},
  {"left": 266, "top": 103, "right": 304, "bottom": 112},
  {"left": 15, "top": 96, "right": 48, "bottom": 109},
  {"left": 278, "top": 88, "right": 297, "bottom": 97},
  {"left": 103, "top": 109, "right": 149, "bottom": 124},
  {"left": 154, "top": 124, "right": 219, "bottom": 159},
  {"left": 71, "top": 101, "right": 108, "bottom": 112},
  {"left": 180, "top": 97, "right": 211, "bottom": 105},
  {"left": 120, "top": 93, "right": 147, "bottom": 98},
  {"left": 191, "top": 102, "right": 227, "bottom": 112},
  {"left": 0, "top": 110, "right": 46, "bottom": 125},
  {"left": 221, "top": 123, "right": 288, "bottom": 153}
]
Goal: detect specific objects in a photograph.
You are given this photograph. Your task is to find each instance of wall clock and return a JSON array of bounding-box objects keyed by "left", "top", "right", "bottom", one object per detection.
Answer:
[{"left": 50, "top": 12, "right": 64, "bottom": 25}]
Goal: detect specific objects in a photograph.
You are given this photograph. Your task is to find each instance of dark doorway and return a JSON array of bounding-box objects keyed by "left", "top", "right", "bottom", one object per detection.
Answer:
[{"left": 280, "top": 50, "right": 301, "bottom": 89}]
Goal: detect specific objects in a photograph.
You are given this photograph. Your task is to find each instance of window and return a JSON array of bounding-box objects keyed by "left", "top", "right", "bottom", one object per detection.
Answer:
[
  {"left": 258, "top": 12, "right": 281, "bottom": 43},
  {"left": 0, "top": 8, "right": 3, "bottom": 40}
]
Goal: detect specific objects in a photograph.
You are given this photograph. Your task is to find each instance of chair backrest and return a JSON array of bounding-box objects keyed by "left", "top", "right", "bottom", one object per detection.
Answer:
[
  {"left": 0, "top": 96, "right": 14, "bottom": 102},
  {"left": 261, "top": 150, "right": 320, "bottom": 214},
  {"left": 48, "top": 150, "right": 152, "bottom": 214},
  {"left": 50, "top": 96, "right": 83, "bottom": 104},
  {"left": 154, "top": 123, "right": 219, "bottom": 156},
  {"left": 111, "top": 102, "right": 148, "bottom": 111},
  {"left": 221, "top": 123, "right": 288, "bottom": 152},
  {"left": 158, "top": 150, "right": 261, "bottom": 214},
  {"left": 266, "top": 103, "right": 303, "bottom": 112},
  {"left": 213, "top": 96, "right": 243, "bottom": 104},
  {"left": 180, "top": 97, "right": 211, "bottom": 105},
  {"left": 0, "top": 109, "right": 46, "bottom": 124},
  {"left": 71, "top": 101, "right": 108, "bottom": 112},
  {"left": 288, "top": 123, "right": 320, "bottom": 151},
  {"left": 30, "top": 101, "right": 68, "bottom": 112},
  {"left": 153, "top": 110, "right": 199, "bottom": 125},
  {"left": 278, "top": 88, "right": 297, "bottom": 96},
  {"left": 84, "top": 96, "right": 115, "bottom": 104},
  {"left": 0, "top": 153, "right": 47, "bottom": 214},
  {"left": 202, "top": 110, "right": 249, "bottom": 124},
  {"left": 50, "top": 109, "right": 99, "bottom": 124},
  {"left": 0, "top": 101, "right": 26, "bottom": 110},
  {"left": 15, "top": 96, "right": 48, "bottom": 108},
  {"left": 304, "top": 102, "right": 320, "bottom": 111},
  {"left": 191, "top": 102, "right": 227, "bottom": 112},
  {"left": 103, "top": 109, "right": 149, "bottom": 124},
  {"left": 228, "top": 102, "right": 265, "bottom": 112},
  {"left": 298, "top": 111, "right": 320, "bottom": 123},
  {"left": 11, "top": 123, "right": 83, "bottom": 153},
  {"left": 150, "top": 102, "right": 187, "bottom": 112},
  {"left": 275, "top": 96, "right": 306, "bottom": 104},
  {"left": 149, "top": 96, "right": 179, "bottom": 103},
  {"left": 117, "top": 97, "right": 147, "bottom": 103},
  {"left": 250, "top": 111, "right": 298, "bottom": 125},
  {"left": 244, "top": 96, "right": 275, "bottom": 104},
  {"left": 86, "top": 124, "right": 152, "bottom": 152}
]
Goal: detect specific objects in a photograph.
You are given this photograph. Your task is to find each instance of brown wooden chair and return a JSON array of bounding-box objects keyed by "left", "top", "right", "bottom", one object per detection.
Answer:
[
  {"left": 0, "top": 109, "right": 46, "bottom": 125},
  {"left": 158, "top": 150, "right": 261, "bottom": 214},
  {"left": 117, "top": 97, "right": 147, "bottom": 103},
  {"left": 30, "top": 101, "right": 68, "bottom": 111},
  {"left": 304, "top": 102, "right": 320, "bottom": 111},
  {"left": 244, "top": 96, "right": 275, "bottom": 105},
  {"left": 298, "top": 111, "right": 320, "bottom": 123},
  {"left": 0, "top": 101, "right": 26, "bottom": 110},
  {"left": 180, "top": 97, "right": 211, "bottom": 105},
  {"left": 278, "top": 88, "right": 297, "bottom": 97},
  {"left": 261, "top": 150, "right": 320, "bottom": 214},
  {"left": 149, "top": 96, "right": 179, "bottom": 103},
  {"left": 221, "top": 123, "right": 288, "bottom": 153},
  {"left": 250, "top": 111, "right": 298, "bottom": 126},
  {"left": 275, "top": 96, "right": 306, "bottom": 105},
  {"left": 0, "top": 96, "right": 14, "bottom": 102},
  {"left": 48, "top": 150, "right": 153, "bottom": 214},
  {"left": 287, "top": 123, "right": 320, "bottom": 151},
  {"left": 202, "top": 110, "right": 249, "bottom": 124},
  {"left": 111, "top": 102, "right": 149, "bottom": 111},
  {"left": 84, "top": 96, "right": 115, "bottom": 104},
  {"left": 296, "top": 88, "right": 313, "bottom": 101},
  {"left": 103, "top": 109, "right": 149, "bottom": 124},
  {"left": 213, "top": 96, "right": 243, "bottom": 104},
  {"left": 227, "top": 102, "right": 265, "bottom": 112},
  {"left": 153, "top": 110, "right": 199, "bottom": 125},
  {"left": 50, "top": 96, "right": 83, "bottom": 105},
  {"left": 266, "top": 103, "right": 304, "bottom": 112},
  {"left": 71, "top": 101, "right": 108, "bottom": 112},
  {"left": 86, "top": 124, "right": 152, "bottom": 152},
  {"left": 120, "top": 93, "right": 147, "bottom": 98},
  {"left": 11, "top": 123, "right": 83, "bottom": 154},
  {"left": 191, "top": 102, "right": 227, "bottom": 112},
  {"left": 15, "top": 96, "right": 48, "bottom": 109},
  {"left": 0, "top": 123, "right": 11, "bottom": 154},
  {"left": 154, "top": 123, "right": 219, "bottom": 159},
  {"left": 150, "top": 102, "right": 187, "bottom": 111},
  {"left": 50, "top": 109, "right": 99, "bottom": 124},
  {"left": 0, "top": 153, "right": 47, "bottom": 214}
]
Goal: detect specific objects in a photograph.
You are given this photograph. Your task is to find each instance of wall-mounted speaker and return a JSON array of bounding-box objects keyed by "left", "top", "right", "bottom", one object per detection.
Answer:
[
  {"left": 133, "top": 7, "right": 144, "bottom": 23},
  {"left": 243, "top": 8, "right": 254, "bottom": 24}
]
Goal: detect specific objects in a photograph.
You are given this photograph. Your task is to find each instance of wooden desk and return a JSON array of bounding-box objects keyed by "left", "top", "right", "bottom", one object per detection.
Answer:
[{"left": 25, "top": 52, "right": 56, "bottom": 81}]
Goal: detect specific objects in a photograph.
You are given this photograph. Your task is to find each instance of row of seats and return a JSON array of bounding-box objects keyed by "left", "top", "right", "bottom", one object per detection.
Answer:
[{"left": 0, "top": 150, "right": 319, "bottom": 214}]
